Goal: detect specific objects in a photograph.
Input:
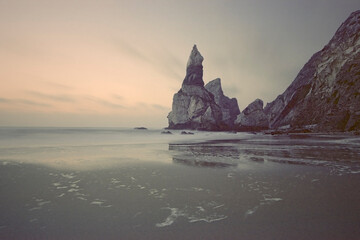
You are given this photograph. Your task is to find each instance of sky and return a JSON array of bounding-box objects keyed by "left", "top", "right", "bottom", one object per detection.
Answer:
[{"left": 1, "top": 0, "right": 359, "bottom": 128}]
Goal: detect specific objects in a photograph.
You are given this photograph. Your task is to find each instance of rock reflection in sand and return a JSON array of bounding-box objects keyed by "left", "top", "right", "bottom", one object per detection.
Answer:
[
  {"left": 173, "top": 158, "right": 237, "bottom": 168},
  {"left": 169, "top": 134, "right": 360, "bottom": 175}
]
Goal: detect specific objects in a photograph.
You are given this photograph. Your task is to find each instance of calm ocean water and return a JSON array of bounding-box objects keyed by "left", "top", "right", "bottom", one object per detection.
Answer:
[{"left": 0, "top": 127, "right": 360, "bottom": 239}]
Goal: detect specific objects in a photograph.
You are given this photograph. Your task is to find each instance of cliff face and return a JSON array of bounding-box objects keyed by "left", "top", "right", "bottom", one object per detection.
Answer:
[
  {"left": 167, "top": 45, "right": 238, "bottom": 130},
  {"left": 265, "top": 10, "right": 360, "bottom": 131},
  {"left": 205, "top": 78, "right": 240, "bottom": 127}
]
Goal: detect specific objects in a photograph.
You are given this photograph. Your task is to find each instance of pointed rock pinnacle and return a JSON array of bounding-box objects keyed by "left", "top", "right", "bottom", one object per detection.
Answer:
[
  {"left": 186, "top": 44, "right": 204, "bottom": 68},
  {"left": 183, "top": 45, "right": 204, "bottom": 87}
]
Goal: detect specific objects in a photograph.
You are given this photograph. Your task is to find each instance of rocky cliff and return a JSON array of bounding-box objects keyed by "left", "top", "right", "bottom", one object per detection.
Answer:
[
  {"left": 168, "top": 45, "right": 237, "bottom": 130},
  {"left": 264, "top": 10, "right": 360, "bottom": 132},
  {"left": 205, "top": 78, "right": 240, "bottom": 127}
]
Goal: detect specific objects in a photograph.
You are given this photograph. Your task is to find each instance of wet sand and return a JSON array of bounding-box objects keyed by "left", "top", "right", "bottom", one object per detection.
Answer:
[{"left": 0, "top": 131, "right": 360, "bottom": 239}]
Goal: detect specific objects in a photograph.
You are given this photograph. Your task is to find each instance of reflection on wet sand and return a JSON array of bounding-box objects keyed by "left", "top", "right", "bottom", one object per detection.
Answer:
[
  {"left": 169, "top": 134, "right": 360, "bottom": 175},
  {"left": 173, "top": 158, "right": 237, "bottom": 168}
]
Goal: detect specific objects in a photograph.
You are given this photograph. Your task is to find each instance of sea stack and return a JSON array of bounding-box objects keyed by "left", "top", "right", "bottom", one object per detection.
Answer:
[{"left": 167, "top": 45, "right": 239, "bottom": 130}]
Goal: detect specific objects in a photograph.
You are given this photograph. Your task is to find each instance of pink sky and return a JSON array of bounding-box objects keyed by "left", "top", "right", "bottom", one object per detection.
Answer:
[{"left": 1, "top": 0, "right": 359, "bottom": 127}]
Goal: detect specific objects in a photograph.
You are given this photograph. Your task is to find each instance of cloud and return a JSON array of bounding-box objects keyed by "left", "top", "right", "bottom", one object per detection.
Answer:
[
  {"left": 85, "top": 96, "right": 125, "bottom": 109},
  {"left": 113, "top": 38, "right": 184, "bottom": 81},
  {"left": 112, "top": 94, "right": 124, "bottom": 101},
  {"left": 151, "top": 104, "right": 170, "bottom": 111},
  {"left": 157, "top": 48, "right": 185, "bottom": 81},
  {"left": 0, "top": 97, "right": 51, "bottom": 107},
  {"left": 135, "top": 102, "right": 170, "bottom": 111},
  {"left": 26, "top": 91, "right": 75, "bottom": 103},
  {"left": 116, "top": 38, "right": 151, "bottom": 64},
  {"left": 41, "top": 81, "right": 74, "bottom": 90}
]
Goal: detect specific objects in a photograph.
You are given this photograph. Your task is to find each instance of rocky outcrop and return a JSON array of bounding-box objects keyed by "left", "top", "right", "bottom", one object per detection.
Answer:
[
  {"left": 205, "top": 78, "right": 240, "bottom": 127},
  {"left": 265, "top": 10, "right": 360, "bottom": 132},
  {"left": 167, "top": 45, "right": 226, "bottom": 130},
  {"left": 234, "top": 99, "right": 269, "bottom": 131}
]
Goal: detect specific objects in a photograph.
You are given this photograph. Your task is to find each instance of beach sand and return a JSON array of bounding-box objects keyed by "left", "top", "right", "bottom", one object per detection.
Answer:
[{"left": 0, "top": 129, "right": 359, "bottom": 239}]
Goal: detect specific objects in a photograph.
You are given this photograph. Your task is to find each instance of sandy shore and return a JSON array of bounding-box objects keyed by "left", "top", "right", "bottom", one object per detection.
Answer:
[{"left": 1, "top": 131, "right": 360, "bottom": 239}]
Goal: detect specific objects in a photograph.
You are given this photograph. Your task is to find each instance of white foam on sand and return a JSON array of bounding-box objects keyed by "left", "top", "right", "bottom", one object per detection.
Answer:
[
  {"left": 264, "top": 197, "right": 282, "bottom": 202},
  {"left": 110, "top": 178, "right": 121, "bottom": 184},
  {"left": 61, "top": 173, "right": 75, "bottom": 179},
  {"left": 196, "top": 206, "right": 205, "bottom": 212},
  {"left": 156, "top": 208, "right": 185, "bottom": 227},
  {"left": 244, "top": 206, "right": 259, "bottom": 218},
  {"left": 262, "top": 194, "right": 283, "bottom": 202},
  {"left": 90, "top": 199, "right": 112, "bottom": 208},
  {"left": 244, "top": 195, "right": 283, "bottom": 218},
  {"left": 29, "top": 198, "right": 52, "bottom": 211},
  {"left": 75, "top": 192, "right": 87, "bottom": 197},
  {"left": 29, "top": 218, "right": 38, "bottom": 223},
  {"left": 213, "top": 204, "right": 225, "bottom": 209},
  {"left": 38, "top": 201, "right": 50, "bottom": 206},
  {"left": 68, "top": 188, "right": 79, "bottom": 192},
  {"left": 149, "top": 189, "right": 158, "bottom": 195},
  {"left": 188, "top": 215, "right": 227, "bottom": 223},
  {"left": 227, "top": 173, "right": 235, "bottom": 178},
  {"left": 148, "top": 188, "right": 166, "bottom": 199},
  {"left": 29, "top": 207, "right": 42, "bottom": 211},
  {"left": 133, "top": 212, "right": 142, "bottom": 218},
  {"left": 156, "top": 204, "right": 228, "bottom": 227}
]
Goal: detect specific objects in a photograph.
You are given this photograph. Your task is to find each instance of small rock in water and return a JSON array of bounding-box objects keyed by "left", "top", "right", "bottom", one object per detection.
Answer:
[
  {"left": 181, "top": 131, "right": 194, "bottom": 135},
  {"left": 134, "top": 127, "right": 147, "bottom": 130},
  {"left": 227, "top": 131, "right": 237, "bottom": 134},
  {"left": 161, "top": 131, "right": 172, "bottom": 134}
]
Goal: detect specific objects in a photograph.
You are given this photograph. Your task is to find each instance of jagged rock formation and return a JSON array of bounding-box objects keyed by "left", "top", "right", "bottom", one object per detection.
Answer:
[
  {"left": 168, "top": 11, "right": 360, "bottom": 132},
  {"left": 265, "top": 10, "right": 360, "bottom": 132},
  {"left": 167, "top": 45, "right": 226, "bottom": 130},
  {"left": 205, "top": 78, "right": 240, "bottom": 127},
  {"left": 234, "top": 99, "right": 269, "bottom": 131}
]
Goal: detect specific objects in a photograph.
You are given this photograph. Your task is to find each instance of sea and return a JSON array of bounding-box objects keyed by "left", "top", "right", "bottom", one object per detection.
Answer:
[{"left": 0, "top": 127, "right": 360, "bottom": 239}]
